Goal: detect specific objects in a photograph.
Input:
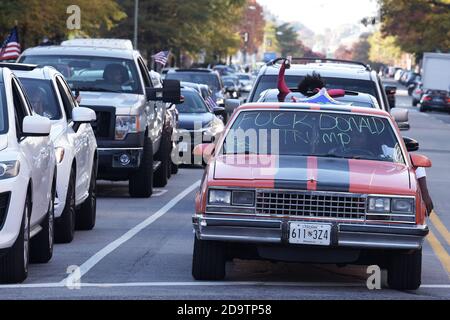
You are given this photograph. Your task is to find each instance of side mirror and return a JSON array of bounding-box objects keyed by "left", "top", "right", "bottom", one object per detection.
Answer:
[
  {"left": 193, "top": 143, "right": 215, "bottom": 163},
  {"left": 23, "top": 115, "right": 51, "bottom": 137},
  {"left": 391, "top": 108, "right": 409, "bottom": 123},
  {"left": 225, "top": 99, "right": 241, "bottom": 114},
  {"left": 410, "top": 153, "right": 432, "bottom": 168},
  {"left": 72, "top": 107, "right": 96, "bottom": 123},
  {"left": 385, "top": 85, "right": 397, "bottom": 95},
  {"left": 213, "top": 106, "right": 225, "bottom": 115},
  {"left": 397, "top": 122, "right": 410, "bottom": 131},
  {"left": 146, "top": 79, "right": 182, "bottom": 104},
  {"left": 403, "top": 137, "right": 419, "bottom": 152}
]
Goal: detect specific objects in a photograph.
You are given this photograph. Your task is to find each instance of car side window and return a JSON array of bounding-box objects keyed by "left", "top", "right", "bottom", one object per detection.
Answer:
[
  {"left": 56, "top": 76, "right": 76, "bottom": 121},
  {"left": 137, "top": 58, "right": 153, "bottom": 88},
  {"left": 11, "top": 78, "right": 32, "bottom": 139}
]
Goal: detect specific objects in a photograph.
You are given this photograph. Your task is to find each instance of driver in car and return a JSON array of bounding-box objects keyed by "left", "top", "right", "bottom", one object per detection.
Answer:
[
  {"left": 27, "top": 85, "right": 53, "bottom": 119},
  {"left": 103, "top": 64, "right": 129, "bottom": 91}
]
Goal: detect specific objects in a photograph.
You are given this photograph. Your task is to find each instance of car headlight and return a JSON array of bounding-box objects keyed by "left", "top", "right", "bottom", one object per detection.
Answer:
[
  {"left": 55, "top": 147, "right": 65, "bottom": 164},
  {"left": 0, "top": 161, "right": 20, "bottom": 179},
  {"left": 392, "top": 198, "right": 414, "bottom": 213},
  {"left": 209, "top": 190, "right": 231, "bottom": 205},
  {"left": 368, "top": 197, "right": 391, "bottom": 213},
  {"left": 115, "top": 116, "right": 140, "bottom": 140}
]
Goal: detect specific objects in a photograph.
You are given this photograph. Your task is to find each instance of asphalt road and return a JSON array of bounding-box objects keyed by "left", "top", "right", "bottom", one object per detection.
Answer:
[{"left": 0, "top": 81, "right": 449, "bottom": 300}]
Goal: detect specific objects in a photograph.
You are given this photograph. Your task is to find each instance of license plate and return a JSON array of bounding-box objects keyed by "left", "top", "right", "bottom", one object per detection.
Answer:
[
  {"left": 178, "top": 142, "right": 188, "bottom": 152},
  {"left": 289, "top": 223, "right": 332, "bottom": 246}
]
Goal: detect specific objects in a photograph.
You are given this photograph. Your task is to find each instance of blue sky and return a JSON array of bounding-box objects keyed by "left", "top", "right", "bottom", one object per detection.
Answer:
[{"left": 257, "top": 0, "right": 379, "bottom": 33}]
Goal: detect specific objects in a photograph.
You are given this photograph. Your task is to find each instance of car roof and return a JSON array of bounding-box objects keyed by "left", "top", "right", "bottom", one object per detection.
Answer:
[
  {"left": 168, "top": 68, "right": 215, "bottom": 74},
  {"left": 260, "top": 63, "right": 373, "bottom": 81},
  {"left": 13, "top": 66, "right": 60, "bottom": 80},
  {"left": 61, "top": 38, "right": 134, "bottom": 50},
  {"left": 20, "top": 45, "right": 137, "bottom": 60},
  {"left": 236, "top": 102, "right": 389, "bottom": 117}
]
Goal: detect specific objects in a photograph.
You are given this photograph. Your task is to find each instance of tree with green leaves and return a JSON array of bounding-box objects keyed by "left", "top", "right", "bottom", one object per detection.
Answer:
[
  {"left": 378, "top": 0, "right": 450, "bottom": 56},
  {"left": 0, "top": 0, "right": 126, "bottom": 49}
]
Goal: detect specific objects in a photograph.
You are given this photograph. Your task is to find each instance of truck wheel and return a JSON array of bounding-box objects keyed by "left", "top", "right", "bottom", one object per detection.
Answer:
[
  {"left": 76, "top": 161, "right": 97, "bottom": 231},
  {"left": 412, "top": 99, "right": 418, "bottom": 107},
  {"left": 55, "top": 169, "right": 75, "bottom": 243},
  {"left": 192, "top": 236, "right": 226, "bottom": 280},
  {"left": 0, "top": 191, "right": 30, "bottom": 283},
  {"left": 129, "top": 136, "right": 154, "bottom": 198},
  {"left": 154, "top": 133, "right": 170, "bottom": 188},
  {"left": 419, "top": 105, "right": 427, "bottom": 112},
  {"left": 30, "top": 182, "right": 55, "bottom": 264},
  {"left": 388, "top": 249, "right": 422, "bottom": 290}
]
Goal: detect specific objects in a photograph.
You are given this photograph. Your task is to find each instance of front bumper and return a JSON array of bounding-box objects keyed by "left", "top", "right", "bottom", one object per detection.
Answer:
[{"left": 193, "top": 214, "right": 429, "bottom": 250}]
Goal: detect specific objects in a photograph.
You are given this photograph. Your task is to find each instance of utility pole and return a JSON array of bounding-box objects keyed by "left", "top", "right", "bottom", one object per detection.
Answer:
[{"left": 133, "top": 0, "right": 139, "bottom": 49}]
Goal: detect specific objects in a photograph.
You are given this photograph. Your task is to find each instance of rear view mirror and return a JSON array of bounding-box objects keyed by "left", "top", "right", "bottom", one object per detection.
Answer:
[
  {"left": 403, "top": 137, "right": 419, "bottom": 152},
  {"left": 23, "top": 115, "right": 51, "bottom": 137},
  {"left": 72, "top": 107, "right": 96, "bottom": 123},
  {"left": 146, "top": 79, "right": 182, "bottom": 104},
  {"left": 385, "top": 86, "right": 397, "bottom": 95},
  {"left": 411, "top": 154, "right": 431, "bottom": 168},
  {"left": 391, "top": 108, "right": 409, "bottom": 123}
]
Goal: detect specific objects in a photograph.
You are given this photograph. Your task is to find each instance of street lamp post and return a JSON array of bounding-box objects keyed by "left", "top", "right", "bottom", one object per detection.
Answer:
[{"left": 133, "top": 0, "right": 139, "bottom": 49}]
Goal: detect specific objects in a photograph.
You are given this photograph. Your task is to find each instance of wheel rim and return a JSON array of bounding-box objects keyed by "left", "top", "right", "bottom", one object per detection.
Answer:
[{"left": 23, "top": 203, "right": 29, "bottom": 272}]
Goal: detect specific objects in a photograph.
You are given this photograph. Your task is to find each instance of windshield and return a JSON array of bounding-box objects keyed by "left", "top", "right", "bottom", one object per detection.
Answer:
[
  {"left": 20, "top": 78, "right": 62, "bottom": 120},
  {"left": 0, "top": 85, "right": 7, "bottom": 134},
  {"left": 222, "top": 110, "right": 403, "bottom": 163},
  {"left": 176, "top": 91, "right": 209, "bottom": 114},
  {"left": 251, "top": 75, "right": 379, "bottom": 104},
  {"left": 166, "top": 72, "right": 221, "bottom": 91},
  {"left": 21, "top": 55, "right": 142, "bottom": 94},
  {"left": 238, "top": 74, "right": 251, "bottom": 81}
]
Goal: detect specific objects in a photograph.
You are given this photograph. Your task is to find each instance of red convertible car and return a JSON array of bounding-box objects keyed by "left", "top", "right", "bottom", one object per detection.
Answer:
[{"left": 192, "top": 100, "right": 431, "bottom": 290}]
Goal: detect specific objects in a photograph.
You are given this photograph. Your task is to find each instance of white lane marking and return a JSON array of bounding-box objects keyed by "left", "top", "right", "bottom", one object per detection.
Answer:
[
  {"left": 152, "top": 189, "right": 168, "bottom": 197},
  {"left": 60, "top": 181, "right": 201, "bottom": 285},
  {"left": 0, "top": 282, "right": 449, "bottom": 290}
]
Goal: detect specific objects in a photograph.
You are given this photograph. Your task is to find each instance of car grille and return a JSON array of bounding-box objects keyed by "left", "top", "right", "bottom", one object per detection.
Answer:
[
  {"left": 88, "top": 106, "right": 115, "bottom": 139},
  {"left": 256, "top": 190, "right": 367, "bottom": 220},
  {"left": 0, "top": 192, "right": 11, "bottom": 229}
]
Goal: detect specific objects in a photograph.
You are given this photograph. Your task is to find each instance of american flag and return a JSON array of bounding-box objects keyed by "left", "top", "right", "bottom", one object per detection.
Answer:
[
  {"left": 205, "top": 95, "right": 219, "bottom": 109},
  {"left": 152, "top": 51, "right": 170, "bottom": 66},
  {"left": 0, "top": 27, "right": 21, "bottom": 61}
]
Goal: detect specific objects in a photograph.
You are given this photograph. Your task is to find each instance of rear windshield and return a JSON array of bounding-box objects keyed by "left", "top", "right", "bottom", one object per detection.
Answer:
[
  {"left": 166, "top": 72, "right": 221, "bottom": 92},
  {"left": 176, "top": 90, "right": 209, "bottom": 114},
  {"left": 251, "top": 75, "right": 379, "bottom": 103},
  {"left": 0, "top": 85, "right": 7, "bottom": 134},
  {"left": 20, "top": 78, "right": 62, "bottom": 120},
  {"left": 222, "top": 110, "right": 403, "bottom": 163}
]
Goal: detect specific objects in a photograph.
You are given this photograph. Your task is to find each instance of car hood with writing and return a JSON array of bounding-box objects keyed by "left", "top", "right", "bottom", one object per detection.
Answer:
[
  {"left": 79, "top": 92, "right": 144, "bottom": 115},
  {"left": 213, "top": 155, "right": 413, "bottom": 195},
  {"left": 178, "top": 113, "right": 215, "bottom": 131}
]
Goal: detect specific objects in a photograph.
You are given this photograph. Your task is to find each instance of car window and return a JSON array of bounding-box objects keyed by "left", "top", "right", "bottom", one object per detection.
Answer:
[
  {"left": 0, "top": 84, "right": 8, "bottom": 134},
  {"left": 223, "top": 110, "right": 404, "bottom": 164},
  {"left": 56, "top": 76, "right": 76, "bottom": 121},
  {"left": 166, "top": 72, "right": 221, "bottom": 91},
  {"left": 176, "top": 91, "right": 209, "bottom": 114},
  {"left": 21, "top": 55, "right": 143, "bottom": 94},
  {"left": 11, "top": 78, "right": 32, "bottom": 137},
  {"left": 20, "top": 78, "right": 62, "bottom": 120},
  {"left": 251, "top": 75, "right": 379, "bottom": 103}
]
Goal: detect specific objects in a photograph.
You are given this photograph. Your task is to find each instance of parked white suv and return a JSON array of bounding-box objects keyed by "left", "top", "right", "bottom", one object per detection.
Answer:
[
  {"left": 15, "top": 64, "right": 98, "bottom": 244},
  {"left": 0, "top": 65, "right": 57, "bottom": 283}
]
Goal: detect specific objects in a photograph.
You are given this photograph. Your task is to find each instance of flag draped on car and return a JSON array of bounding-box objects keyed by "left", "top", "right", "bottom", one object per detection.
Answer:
[
  {"left": 205, "top": 95, "right": 219, "bottom": 109},
  {"left": 152, "top": 51, "right": 170, "bottom": 66},
  {"left": 0, "top": 27, "right": 21, "bottom": 61}
]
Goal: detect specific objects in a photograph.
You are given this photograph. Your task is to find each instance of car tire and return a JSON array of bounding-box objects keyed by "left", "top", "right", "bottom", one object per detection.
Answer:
[
  {"left": 388, "top": 249, "right": 422, "bottom": 290},
  {"left": 55, "top": 168, "right": 75, "bottom": 243},
  {"left": 0, "top": 190, "right": 30, "bottom": 283},
  {"left": 76, "top": 160, "right": 97, "bottom": 231},
  {"left": 192, "top": 236, "right": 226, "bottom": 281},
  {"left": 30, "top": 181, "right": 55, "bottom": 264},
  {"left": 412, "top": 99, "right": 418, "bottom": 107},
  {"left": 171, "top": 162, "right": 179, "bottom": 175},
  {"left": 419, "top": 105, "right": 427, "bottom": 112},
  {"left": 129, "top": 136, "right": 154, "bottom": 198},
  {"left": 154, "top": 133, "right": 170, "bottom": 188}
]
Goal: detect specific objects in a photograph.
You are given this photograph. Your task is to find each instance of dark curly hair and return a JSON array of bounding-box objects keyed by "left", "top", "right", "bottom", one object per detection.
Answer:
[{"left": 297, "top": 72, "right": 326, "bottom": 97}]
